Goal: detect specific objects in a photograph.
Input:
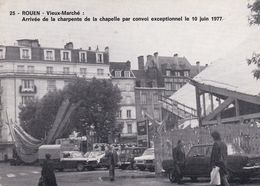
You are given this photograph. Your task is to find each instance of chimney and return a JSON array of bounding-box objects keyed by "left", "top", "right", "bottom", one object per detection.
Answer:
[
  {"left": 126, "top": 60, "right": 131, "bottom": 69},
  {"left": 96, "top": 45, "right": 99, "bottom": 51},
  {"left": 147, "top": 55, "right": 153, "bottom": 62},
  {"left": 64, "top": 42, "right": 73, "bottom": 49},
  {"left": 173, "top": 53, "right": 179, "bottom": 65},
  {"left": 153, "top": 52, "right": 159, "bottom": 68},
  {"left": 205, "top": 64, "right": 208, "bottom": 67},
  {"left": 105, "top": 46, "right": 109, "bottom": 53},
  {"left": 196, "top": 61, "right": 201, "bottom": 72},
  {"left": 88, "top": 46, "right": 91, "bottom": 51},
  {"left": 138, "top": 56, "right": 144, "bottom": 70}
]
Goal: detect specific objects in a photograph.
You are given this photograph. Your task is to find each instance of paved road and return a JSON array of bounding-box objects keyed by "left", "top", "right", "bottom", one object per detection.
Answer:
[{"left": 0, "top": 163, "right": 260, "bottom": 186}]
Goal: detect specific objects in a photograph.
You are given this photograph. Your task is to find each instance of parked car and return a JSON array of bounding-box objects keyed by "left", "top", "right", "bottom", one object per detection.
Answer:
[
  {"left": 162, "top": 143, "right": 260, "bottom": 183},
  {"left": 134, "top": 148, "right": 155, "bottom": 171},
  {"left": 84, "top": 151, "right": 106, "bottom": 170},
  {"left": 118, "top": 147, "right": 146, "bottom": 170},
  {"left": 38, "top": 145, "right": 87, "bottom": 172}
]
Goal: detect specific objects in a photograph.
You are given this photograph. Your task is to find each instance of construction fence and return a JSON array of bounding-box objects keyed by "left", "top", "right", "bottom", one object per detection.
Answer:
[{"left": 154, "top": 121, "right": 260, "bottom": 174}]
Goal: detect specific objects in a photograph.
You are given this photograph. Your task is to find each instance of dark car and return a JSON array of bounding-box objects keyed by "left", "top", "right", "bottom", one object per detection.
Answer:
[
  {"left": 118, "top": 147, "right": 146, "bottom": 170},
  {"left": 162, "top": 143, "right": 260, "bottom": 183}
]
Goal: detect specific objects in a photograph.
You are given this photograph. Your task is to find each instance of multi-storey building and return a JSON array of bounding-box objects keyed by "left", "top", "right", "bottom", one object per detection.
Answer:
[
  {"left": 143, "top": 52, "right": 193, "bottom": 97},
  {"left": 0, "top": 39, "right": 110, "bottom": 159},
  {"left": 110, "top": 61, "right": 137, "bottom": 143}
]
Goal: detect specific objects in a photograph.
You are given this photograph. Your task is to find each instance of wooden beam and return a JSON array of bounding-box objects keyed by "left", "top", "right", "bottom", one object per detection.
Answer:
[
  {"left": 235, "top": 99, "right": 240, "bottom": 116},
  {"left": 202, "top": 97, "right": 234, "bottom": 122},
  {"left": 190, "top": 80, "right": 260, "bottom": 106},
  {"left": 195, "top": 87, "right": 202, "bottom": 127},
  {"left": 202, "top": 112, "right": 260, "bottom": 125},
  {"left": 202, "top": 93, "right": 206, "bottom": 117},
  {"left": 210, "top": 94, "right": 214, "bottom": 112}
]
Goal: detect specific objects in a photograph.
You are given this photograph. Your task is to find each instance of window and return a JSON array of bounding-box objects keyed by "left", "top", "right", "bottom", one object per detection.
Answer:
[
  {"left": 97, "top": 69, "right": 104, "bottom": 76},
  {"left": 79, "top": 51, "right": 87, "bottom": 62},
  {"left": 176, "top": 84, "right": 181, "bottom": 90},
  {"left": 141, "top": 94, "right": 147, "bottom": 104},
  {"left": 61, "top": 50, "right": 71, "bottom": 61},
  {"left": 115, "top": 71, "right": 121, "bottom": 78},
  {"left": 127, "top": 110, "right": 131, "bottom": 118},
  {"left": 127, "top": 124, "right": 132, "bottom": 134},
  {"left": 27, "top": 66, "right": 34, "bottom": 73},
  {"left": 126, "top": 96, "right": 131, "bottom": 104},
  {"left": 21, "top": 96, "right": 34, "bottom": 105},
  {"left": 63, "top": 67, "right": 70, "bottom": 74},
  {"left": 44, "top": 49, "right": 55, "bottom": 60},
  {"left": 165, "top": 83, "right": 172, "bottom": 91},
  {"left": 184, "top": 71, "right": 189, "bottom": 77},
  {"left": 154, "top": 108, "right": 160, "bottom": 120},
  {"left": 20, "top": 48, "right": 31, "bottom": 59},
  {"left": 166, "top": 70, "right": 171, "bottom": 76},
  {"left": 126, "top": 84, "right": 131, "bottom": 91},
  {"left": 96, "top": 53, "right": 104, "bottom": 63},
  {"left": 47, "top": 80, "right": 56, "bottom": 91},
  {"left": 22, "top": 79, "right": 34, "bottom": 90},
  {"left": 175, "top": 72, "right": 180, "bottom": 76},
  {"left": 80, "top": 68, "right": 87, "bottom": 75},
  {"left": 17, "top": 65, "right": 25, "bottom": 73},
  {"left": 46, "top": 66, "right": 53, "bottom": 74},
  {"left": 118, "top": 110, "right": 122, "bottom": 118},
  {"left": 0, "top": 47, "right": 6, "bottom": 59},
  {"left": 153, "top": 93, "right": 158, "bottom": 102},
  {"left": 124, "top": 71, "right": 130, "bottom": 78}
]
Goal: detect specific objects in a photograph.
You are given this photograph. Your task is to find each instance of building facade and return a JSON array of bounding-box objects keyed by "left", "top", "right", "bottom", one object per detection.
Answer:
[
  {"left": 110, "top": 61, "right": 137, "bottom": 143},
  {"left": 0, "top": 39, "right": 110, "bottom": 159}
]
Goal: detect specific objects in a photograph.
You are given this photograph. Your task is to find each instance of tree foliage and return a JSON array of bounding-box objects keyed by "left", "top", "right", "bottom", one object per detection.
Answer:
[
  {"left": 19, "top": 78, "right": 122, "bottom": 143},
  {"left": 247, "top": 0, "right": 260, "bottom": 79},
  {"left": 248, "top": 0, "right": 260, "bottom": 25}
]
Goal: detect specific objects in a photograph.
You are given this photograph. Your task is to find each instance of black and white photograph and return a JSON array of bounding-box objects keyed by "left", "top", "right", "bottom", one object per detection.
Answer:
[{"left": 0, "top": 0, "right": 260, "bottom": 185}]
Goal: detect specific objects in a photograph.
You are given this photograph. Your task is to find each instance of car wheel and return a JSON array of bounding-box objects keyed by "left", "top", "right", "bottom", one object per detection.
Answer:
[
  {"left": 168, "top": 169, "right": 177, "bottom": 183},
  {"left": 190, "top": 177, "right": 198, "bottom": 182},
  {"left": 76, "top": 163, "right": 85, "bottom": 172}
]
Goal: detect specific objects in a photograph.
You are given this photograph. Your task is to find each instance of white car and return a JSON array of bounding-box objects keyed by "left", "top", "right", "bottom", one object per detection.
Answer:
[
  {"left": 134, "top": 148, "right": 155, "bottom": 171},
  {"left": 84, "top": 151, "right": 106, "bottom": 170}
]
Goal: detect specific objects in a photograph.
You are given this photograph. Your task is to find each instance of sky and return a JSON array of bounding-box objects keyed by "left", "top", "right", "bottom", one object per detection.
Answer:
[{"left": 0, "top": 0, "right": 259, "bottom": 69}]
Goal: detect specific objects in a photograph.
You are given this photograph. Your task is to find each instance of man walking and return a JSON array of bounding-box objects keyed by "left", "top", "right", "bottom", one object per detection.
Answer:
[
  {"left": 172, "top": 140, "right": 185, "bottom": 184},
  {"left": 105, "top": 145, "right": 118, "bottom": 181},
  {"left": 210, "top": 131, "right": 230, "bottom": 186}
]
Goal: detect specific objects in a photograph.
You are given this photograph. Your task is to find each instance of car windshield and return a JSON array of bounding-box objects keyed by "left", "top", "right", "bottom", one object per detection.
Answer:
[
  {"left": 142, "top": 148, "right": 154, "bottom": 156},
  {"left": 87, "top": 151, "right": 105, "bottom": 158},
  {"left": 227, "top": 144, "right": 245, "bottom": 155}
]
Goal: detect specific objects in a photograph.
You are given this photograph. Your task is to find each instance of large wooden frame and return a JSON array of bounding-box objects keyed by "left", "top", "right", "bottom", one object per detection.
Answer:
[{"left": 190, "top": 79, "right": 260, "bottom": 126}]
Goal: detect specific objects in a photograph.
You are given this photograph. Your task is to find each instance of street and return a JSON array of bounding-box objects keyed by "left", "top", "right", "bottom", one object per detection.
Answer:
[{"left": 0, "top": 163, "right": 260, "bottom": 186}]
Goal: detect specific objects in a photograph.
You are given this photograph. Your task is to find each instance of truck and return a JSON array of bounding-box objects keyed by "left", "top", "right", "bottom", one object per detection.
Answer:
[{"left": 38, "top": 144, "right": 88, "bottom": 171}]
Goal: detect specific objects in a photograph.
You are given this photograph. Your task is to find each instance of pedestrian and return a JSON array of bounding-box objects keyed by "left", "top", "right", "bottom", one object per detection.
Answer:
[
  {"left": 210, "top": 131, "right": 230, "bottom": 186},
  {"left": 40, "top": 153, "right": 57, "bottom": 186},
  {"left": 105, "top": 145, "right": 118, "bottom": 181},
  {"left": 172, "top": 140, "right": 185, "bottom": 184}
]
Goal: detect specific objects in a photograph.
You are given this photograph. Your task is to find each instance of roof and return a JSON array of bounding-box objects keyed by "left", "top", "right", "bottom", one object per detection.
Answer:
[
  {"left": 157, "top": 56, "right": 192, "bottom": 70},
  {"left": 109, "top": 62, "right": 131, "bottom": 71},
  {"left": 132, "top": 70, "right": 147, "bottom": 80}
]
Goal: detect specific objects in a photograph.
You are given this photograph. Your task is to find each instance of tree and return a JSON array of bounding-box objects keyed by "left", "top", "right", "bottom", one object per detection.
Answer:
[
  {"left": 247, "top": 0, "right": 260, "bottom": 79},
  {"left": 19, "top": 78, "right": 122, "bottom": 143},
  {"left": 248, "top": 0, "right": 260, "bottom": 25}
]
